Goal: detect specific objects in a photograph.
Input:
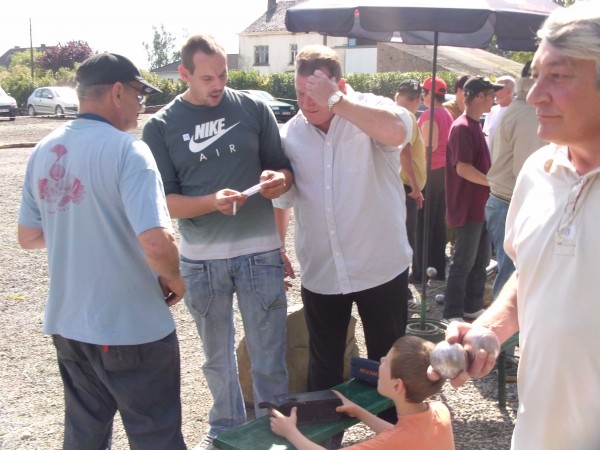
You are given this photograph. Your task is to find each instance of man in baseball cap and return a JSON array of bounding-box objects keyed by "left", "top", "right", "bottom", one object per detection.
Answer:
[
  {"left": 396, "top": 79, "right": 422, "bottom": 95},
  {"left": 463, "top": 76, "right": 503, "bottom": 98},
  {"left": 18, "top": 52, "right": 186, "bottom": 448},
  {"left": 443, "top": 75, "right": 499, "bottom": 323},
  {"left": 423, "top": 77, "right": 448, "bottom": 96},
  {"left": 76, "top": 52, "right": 161, "bottom": 95}
]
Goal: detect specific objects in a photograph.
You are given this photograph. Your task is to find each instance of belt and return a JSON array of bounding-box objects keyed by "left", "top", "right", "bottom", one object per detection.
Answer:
[{"left": 490, "top": 192, "right": 511, "bottom": 204}]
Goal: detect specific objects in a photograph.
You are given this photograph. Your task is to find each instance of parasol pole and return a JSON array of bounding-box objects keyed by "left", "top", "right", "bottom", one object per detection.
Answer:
[{"left": 419, "top": 31, "right": 439, "bottom": 328}]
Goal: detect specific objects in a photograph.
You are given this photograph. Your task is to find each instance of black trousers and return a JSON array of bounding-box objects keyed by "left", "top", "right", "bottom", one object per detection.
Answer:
[
  {"left": 53, "top": 331, "right": 186, "bottom": 450},
  {"left": 413, "top": 167, "right": 448, "bottom": 279},
  {"left": 301, "top": 271, "right": 409, "bottom": 392}
]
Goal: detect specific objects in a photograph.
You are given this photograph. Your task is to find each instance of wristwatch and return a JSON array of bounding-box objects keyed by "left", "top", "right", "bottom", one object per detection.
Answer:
[{"left": 327, "top": 92, "right": 344, "bottom": 111}]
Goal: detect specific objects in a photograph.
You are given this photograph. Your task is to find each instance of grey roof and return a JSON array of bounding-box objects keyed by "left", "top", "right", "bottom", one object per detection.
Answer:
[
  {"left": 0, "top": 45, "right": 56, "bottom": 67},
  {"left": 153, "top": 61, "right": 180, "bottom": 73},
  {"left": 382, "top": 42, "right": 524, "bottom": 78},
  {"left": 242, "top": 0, "right": 308, "bottom": 34}
]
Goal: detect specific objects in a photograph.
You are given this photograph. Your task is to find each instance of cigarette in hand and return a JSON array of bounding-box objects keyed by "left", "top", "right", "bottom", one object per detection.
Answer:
[{"left": 233, "top": 201, "right": 237, "bottom": 216}]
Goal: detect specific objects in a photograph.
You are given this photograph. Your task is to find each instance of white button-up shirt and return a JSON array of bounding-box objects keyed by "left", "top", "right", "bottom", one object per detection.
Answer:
[{"left": 274, "top": 89, "right": 413, "bottom": 295}]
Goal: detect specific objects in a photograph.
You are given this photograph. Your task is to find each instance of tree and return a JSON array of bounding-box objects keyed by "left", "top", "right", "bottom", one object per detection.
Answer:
[
  {"left": 143, "top": 24, "right": 181, "bottom": 70},
  {"left": 8, "top": 49, "right": 45, "bottom": 71},
  {"left": 37, "top": 41, "right": 95, "bottom": 74}
]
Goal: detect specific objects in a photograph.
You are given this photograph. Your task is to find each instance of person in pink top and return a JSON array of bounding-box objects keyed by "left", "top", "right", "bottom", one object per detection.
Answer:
[
  {"left": 270, "top": 335, "right": 455, "bottom": 450},
  {"left": 410, "top": 77, "right": 454, "bottom": 284}
]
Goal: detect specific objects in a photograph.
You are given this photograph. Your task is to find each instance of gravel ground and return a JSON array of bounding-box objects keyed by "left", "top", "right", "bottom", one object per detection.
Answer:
[{"left": 0, "top": 115, "right": 518, "bottom": 449}]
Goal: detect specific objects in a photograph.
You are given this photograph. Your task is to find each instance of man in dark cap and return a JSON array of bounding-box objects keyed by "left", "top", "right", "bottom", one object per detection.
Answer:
[
  {"left": 443, "top": 77, "right": 502, "bottom": 323},
  {"left": 17, "top": 53, "right": 187, "bottom": 449}
]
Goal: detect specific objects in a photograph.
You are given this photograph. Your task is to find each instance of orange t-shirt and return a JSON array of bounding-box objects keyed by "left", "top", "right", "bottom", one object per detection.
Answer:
[{"left": 346, "top": 401, "right": 454, "bottom": 450}]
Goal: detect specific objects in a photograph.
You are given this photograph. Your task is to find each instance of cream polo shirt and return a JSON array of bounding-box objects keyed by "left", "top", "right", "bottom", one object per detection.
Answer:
[
  {"left": 274, "top": 88, "right": 413, "bottom": 295},
  {"left": 505, "top": 143, "right": 600, "bottom": 450},
  {"left": 487, "top": 98, "right": 546, "bottom": 200}
]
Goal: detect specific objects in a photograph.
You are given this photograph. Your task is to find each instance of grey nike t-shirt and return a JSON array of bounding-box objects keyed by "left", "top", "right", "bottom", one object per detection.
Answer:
[{"left": 143, "top": 88, "right": 291, "bottom": 260}]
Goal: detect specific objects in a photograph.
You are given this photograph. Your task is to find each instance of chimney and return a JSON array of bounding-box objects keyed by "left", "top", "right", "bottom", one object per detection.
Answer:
[{"left": 268, "top": 0, "right": 276, "bottom": 10}]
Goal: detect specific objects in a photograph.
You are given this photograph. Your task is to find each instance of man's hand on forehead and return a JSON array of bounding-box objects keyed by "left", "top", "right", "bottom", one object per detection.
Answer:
[{"left": 306, "top": 70, "right": 339, "bottom": 107}]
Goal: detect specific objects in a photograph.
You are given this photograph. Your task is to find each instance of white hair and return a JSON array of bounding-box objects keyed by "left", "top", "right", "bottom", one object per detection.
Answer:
[
  {"left": 496, "top": 76, "right": 516, "bottom": 92},
  {"left": 538, "top": 2, "right": 600, "bottom": 85}
]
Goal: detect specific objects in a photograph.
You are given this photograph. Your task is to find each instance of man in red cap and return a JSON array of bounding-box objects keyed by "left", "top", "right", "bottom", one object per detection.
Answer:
[{"left": 411, "top": 77, "right": 454, "bottom": 286}]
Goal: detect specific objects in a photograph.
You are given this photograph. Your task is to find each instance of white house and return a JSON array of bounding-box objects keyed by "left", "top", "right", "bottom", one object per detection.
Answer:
[
  {"left": 153, "top": 0, "right": 524, "bottom": 79},
  {"left": 238, "top": 0, "right": 347, "bottom": 74},
  {"left": 239, "top": 0, "right": 524, "bottom": 78}
]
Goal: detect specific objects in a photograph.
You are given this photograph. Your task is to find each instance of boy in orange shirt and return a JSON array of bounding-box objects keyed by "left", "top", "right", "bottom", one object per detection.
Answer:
[{"left": 270, "top": 335, "right": 455, "bottom": 450}]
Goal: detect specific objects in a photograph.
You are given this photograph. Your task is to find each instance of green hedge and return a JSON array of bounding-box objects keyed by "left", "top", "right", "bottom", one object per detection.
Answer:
[
  {"left": 145, "top": 70, "right": 458, "bottom": 106},
  {"left": 1, "top": 66, "right": 459, "bottom": 110}
]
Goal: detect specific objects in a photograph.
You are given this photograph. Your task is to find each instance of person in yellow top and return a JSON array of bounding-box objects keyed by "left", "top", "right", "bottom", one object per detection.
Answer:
[
  {"left": 270, "top": 335, "right": 455, "bottom": 450},
  {"left": 395, "top": 80, "right": 427, "bottom": 309},
  {"left": 443, "top": 75, "right": 469, "bottom": 120}
]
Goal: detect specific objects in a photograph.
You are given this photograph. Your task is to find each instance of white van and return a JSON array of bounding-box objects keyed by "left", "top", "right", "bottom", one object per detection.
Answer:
[{"left": 0, "top": 87, "right": 18, "bottom": 121}]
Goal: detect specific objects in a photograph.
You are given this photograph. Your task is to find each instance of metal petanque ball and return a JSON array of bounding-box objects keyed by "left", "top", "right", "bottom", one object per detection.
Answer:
[
  {"left": 430, "top": 341, "right": 468, "bottom": 379},
  {"left": 426, "top": 267, "right": 437, "bottom": 278},
  {"left": 435, "top": 294, "right": 445, "bottom": 304},
  {"left": 466, "top": 328, "right": 501, "bottom": 361}
]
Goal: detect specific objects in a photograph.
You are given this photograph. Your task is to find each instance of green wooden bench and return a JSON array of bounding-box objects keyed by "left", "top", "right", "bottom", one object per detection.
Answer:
[
  {"left": 497, "top": 332, "right": 519, "bottom": 407},
  {"left": 213, "top": 379, "right": 392, "bottom": 450}
]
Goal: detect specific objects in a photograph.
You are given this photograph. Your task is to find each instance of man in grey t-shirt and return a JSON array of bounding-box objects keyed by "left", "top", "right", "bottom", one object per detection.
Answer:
[{"left": 143, "top": 35, "right": 293, "bottom": 448}]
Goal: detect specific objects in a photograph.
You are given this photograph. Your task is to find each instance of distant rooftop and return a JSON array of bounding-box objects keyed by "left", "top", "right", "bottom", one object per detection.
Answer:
[
  {"left": 0, "top": 45, "right": 56, "bottom": 68},
  {"left": 242, "top": 0, "right": 307, "bottom": 34}
]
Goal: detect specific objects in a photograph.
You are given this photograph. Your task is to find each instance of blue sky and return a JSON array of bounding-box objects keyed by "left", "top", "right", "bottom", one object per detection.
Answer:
[{"left": 2, "top": 0, "right": 269, "bottom": 70}]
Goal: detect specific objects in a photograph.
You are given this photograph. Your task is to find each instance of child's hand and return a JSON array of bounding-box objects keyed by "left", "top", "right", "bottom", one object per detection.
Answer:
[
  {"left": 332, "top": 390, "right": 358, "bottom": 417},
  {"left": 269, "top": 407, "right": 298, "bottom": 438}
]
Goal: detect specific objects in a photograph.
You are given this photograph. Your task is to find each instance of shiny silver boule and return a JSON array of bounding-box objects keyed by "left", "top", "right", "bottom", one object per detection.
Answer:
[
  {"left": 426, "top": 267, "right": 437, "bottom": 278},
  {"left": 466, "top": 328, "right": 501, "bottom": 361},
  {"left": 430, "top": 341, "right": 468, "bottom": 379}
]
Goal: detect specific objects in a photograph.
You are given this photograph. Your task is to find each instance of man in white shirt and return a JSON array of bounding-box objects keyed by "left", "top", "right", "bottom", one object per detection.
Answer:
[
  {"left": 274, "top": 45, "right": 412, "bottom": 398},
  {"left": 434, "top": 4, "right": 600, "bottom": 449},
  {"left": 483, "top": 75, "right": 515, "bottom": 157}
]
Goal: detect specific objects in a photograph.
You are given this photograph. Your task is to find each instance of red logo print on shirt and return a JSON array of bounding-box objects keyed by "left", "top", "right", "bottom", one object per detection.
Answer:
[{"left": 38, "top": 144, "right": 85, "bottom": 212}]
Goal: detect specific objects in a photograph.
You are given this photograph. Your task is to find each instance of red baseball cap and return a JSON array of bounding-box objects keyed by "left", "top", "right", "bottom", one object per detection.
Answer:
[{"left": 422, "top": 77, "right": 447, "bottom": 95}]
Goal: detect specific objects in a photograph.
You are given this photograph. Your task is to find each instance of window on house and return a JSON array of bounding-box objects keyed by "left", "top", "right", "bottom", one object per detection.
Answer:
[
  {"left": 254, "top": 45, "right": 269, "bottom": 65},
  {"left": 290, "top": 44, "right": 298, "bottom": 65}
]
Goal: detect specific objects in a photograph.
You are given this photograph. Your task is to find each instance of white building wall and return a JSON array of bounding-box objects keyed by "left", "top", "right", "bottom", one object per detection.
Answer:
[
  {"left": 238, "top": 33, "right": 347, "bottom": 74},
  {"left": 344, "top": 47, "right": 377, "bottom": 74},
  {"left": 155, "top": 71, "right": 179, "bottom": 80}
]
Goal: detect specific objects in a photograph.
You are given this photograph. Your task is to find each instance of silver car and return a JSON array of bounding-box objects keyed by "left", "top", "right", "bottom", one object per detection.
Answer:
[{"left": 27, "top": 86, "right": 79, "bottom": 116}]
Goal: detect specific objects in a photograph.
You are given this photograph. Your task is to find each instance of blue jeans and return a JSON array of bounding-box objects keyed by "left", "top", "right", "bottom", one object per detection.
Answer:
[
  {"left": 443, "top": 221, "right": 491, "bottom": 319},
  {"left": 485, "top": 194, "right": 515, "bottom": 299},
  {"left": 180, "top": 249, "right": 288, "bottom": 437}
]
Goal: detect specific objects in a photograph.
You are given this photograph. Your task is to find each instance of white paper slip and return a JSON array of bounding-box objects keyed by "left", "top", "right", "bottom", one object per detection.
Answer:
[{"left": 241, "top": 181, "right": 268, "bottom": 197}]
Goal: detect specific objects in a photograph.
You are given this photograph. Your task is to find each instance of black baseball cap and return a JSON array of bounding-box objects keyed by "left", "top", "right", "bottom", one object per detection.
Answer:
[
  {"left": 397, "top": 79, "right": 421, "bottom": 94},
  {"left": 75, "top": 53, "right": 162, "bottom": 95},
  {"left": 463, "top": 77, "right": 503, "bottom": 97}
]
